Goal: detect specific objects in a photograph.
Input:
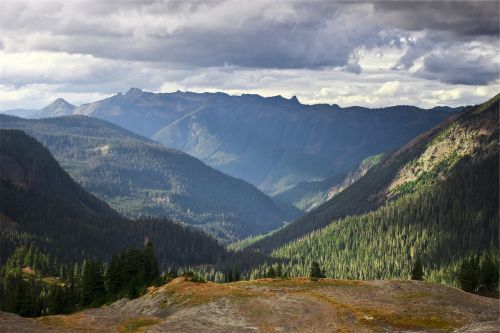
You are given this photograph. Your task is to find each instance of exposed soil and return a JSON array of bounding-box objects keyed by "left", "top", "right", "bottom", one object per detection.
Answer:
[{"left": 1, "top": 278, "right": 498, "bottom": 332}]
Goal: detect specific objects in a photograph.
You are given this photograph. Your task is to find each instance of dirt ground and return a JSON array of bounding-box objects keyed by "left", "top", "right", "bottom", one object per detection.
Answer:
[{"left": 1, "top": 278, "right": 498, "bottom": 332}]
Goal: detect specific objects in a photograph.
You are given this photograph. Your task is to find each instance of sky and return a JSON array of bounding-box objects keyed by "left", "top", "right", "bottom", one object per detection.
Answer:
[{"left": 0, "top": 0, "right": 499, "bottom": 110}]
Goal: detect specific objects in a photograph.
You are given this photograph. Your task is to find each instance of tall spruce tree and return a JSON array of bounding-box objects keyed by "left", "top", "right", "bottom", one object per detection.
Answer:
[
  {"left": 458, "top": 257, "right": 480, "bottom": 293},
  {"left": 309, "top": 261, "right": 324, "bottom": 280},
  {"left": 143, "top": 241, "right": 159, "bottom": 284},
  {"left": 411, "top": 257, "right": 424, "bottom": 281},
  {"left": 480, "top": 255, "right": 499, "bottom": 291}
]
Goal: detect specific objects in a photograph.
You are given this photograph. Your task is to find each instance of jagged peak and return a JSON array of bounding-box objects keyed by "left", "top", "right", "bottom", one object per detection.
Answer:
[
  {"left": 126, "top": 87, "right": 143, "bottom": 95},
  {"left": 40, "top": 98, "right": 75, "bottom": 111},
  {"left": 50, "top": 98, "right": 74, "bottom": 107}
]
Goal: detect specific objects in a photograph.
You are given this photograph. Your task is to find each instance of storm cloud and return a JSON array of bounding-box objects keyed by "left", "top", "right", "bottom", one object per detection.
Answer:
[
  {"left": 0, "top": 1, "right": 498, "bottom": 109},
  {"left": 417, "top": 53, "right": 499, "bottom": 85},
  {"left": 374, "top": 1, "right": 500, "bottom": 38}
]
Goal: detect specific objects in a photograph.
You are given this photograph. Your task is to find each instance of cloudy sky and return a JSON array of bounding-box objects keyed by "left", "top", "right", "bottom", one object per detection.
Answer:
[{"left": 0, "top": 0, "right": 498, "bottom": 109}]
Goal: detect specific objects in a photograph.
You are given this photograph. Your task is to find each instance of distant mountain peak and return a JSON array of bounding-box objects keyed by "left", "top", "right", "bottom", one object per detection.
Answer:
[
  {"left": 50, "top": 98, "right": 74, "bottom": 108},
  {"left": 32, "top": 98, "right": 76, "bottom": 118},
  {"left": 289, "top": 95, "right": 300, "bottom": 104},
  {"left": 126, "top": 87, "right": 143, "bottom": 96},
  {"left": 53, "top": 97, "right": 70, "bottom": 104}
]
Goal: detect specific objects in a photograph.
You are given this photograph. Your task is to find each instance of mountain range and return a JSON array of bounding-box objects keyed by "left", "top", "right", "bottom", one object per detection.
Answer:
[
  {"left": 0, "top": 91, "right": 498, "bottom": 330},
  {"left": 0, "top": 129, "right": 235, "bottom": 267},
  {"left": 2, "top": 90, "right": 495, "bottom": 281},
  {"left": 0, "top": 115, "right": 298, "bottom": 242},
  {"left": 273, "top": 153, "right": 384, "bottom": 211},
  {"left": 242, "top": 93, "right": 499, "bottom": 284},
  {"left": 17, "top": 89, "right": 456, "bottom": 205}
]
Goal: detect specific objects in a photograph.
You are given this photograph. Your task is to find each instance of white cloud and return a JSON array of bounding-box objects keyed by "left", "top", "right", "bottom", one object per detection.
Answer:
[
  {"left": 374, "top": 81, "right": 403, "bottom": 96},
  {"left": 0, "top": 1, "right": 498, "bottom": 110}
]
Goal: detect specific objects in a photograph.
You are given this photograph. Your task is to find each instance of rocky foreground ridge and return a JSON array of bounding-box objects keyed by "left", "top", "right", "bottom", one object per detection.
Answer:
[{"left": 0, "top": 277, "right": 498, "bottom": 332}]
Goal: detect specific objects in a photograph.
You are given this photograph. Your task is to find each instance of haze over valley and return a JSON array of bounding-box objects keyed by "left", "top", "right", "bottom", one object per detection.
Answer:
[{"left": 0, "top": 1, "right": 498, "bottom": 332}]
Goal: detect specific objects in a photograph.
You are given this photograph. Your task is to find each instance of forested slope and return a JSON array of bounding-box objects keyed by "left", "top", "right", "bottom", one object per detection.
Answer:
[
  {"left": 248, "top": 94, "right": 499, "bottom": 258},
  {"left": 0, "top": 130, "right": 232, "bottom": 268},
  {"left": 0, "top": 115, "right": 299, "bottom": 242},
  {"left": 273, "top": 153, "right": 383, "bottom": 211},
  {"left": 268, "top": 94, "right": 499, "bottom": 283},
  {"left": 65, "top": 89, "right": 452, "bottom": 196}
]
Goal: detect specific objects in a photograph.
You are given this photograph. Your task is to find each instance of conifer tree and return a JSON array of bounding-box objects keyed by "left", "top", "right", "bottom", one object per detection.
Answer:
[
  {"left": 480, "top": 255, "right": 499, "bottom": 291},
  {"left": 80, "top": 260, "right": 105, "bottom": 307},
  {"left": 411, "top": 257, "right": 424, "bottom": 280},
  {"left": 276, "top": 264, "right": 283, "bottom": 278},
  {"left": 458, "top": 257, "right": 480, "bottom": 293},
  {"left": 268, "top": 266, "right": 276, "bottom": 278},
  {"left": 309, "top": 261, "right": 324, "bottom": 280},
  {"left": 106, "top": 255, "right": 122, "bottom": 298},
  {"left": 143, "top": 241, "right": 159, "bottom": 284}
]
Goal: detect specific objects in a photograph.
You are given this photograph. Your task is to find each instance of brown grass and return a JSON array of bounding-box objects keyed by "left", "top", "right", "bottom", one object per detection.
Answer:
[
  {"left": 160, "top": 278, "right": 257, "bottom": 308},
  {"left": 118, "top": 317, "right": 160, "bottom": 333}
]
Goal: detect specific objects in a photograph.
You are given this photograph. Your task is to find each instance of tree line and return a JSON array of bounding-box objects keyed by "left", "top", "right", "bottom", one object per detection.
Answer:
[
  {"left": 272, "top": 153, "right": 499, "bottom": 286},
  {"left": 0, "top": 242, "right": 160, "bottom": 317}
]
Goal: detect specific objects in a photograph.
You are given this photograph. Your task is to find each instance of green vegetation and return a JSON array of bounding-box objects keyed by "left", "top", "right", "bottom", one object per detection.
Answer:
[
  {"left": 0, "top": 129, "right": 267, "bottom": 271},
  {"left": 411, "top": 257, "right": 424, "bottom": 281},
  {"left": 0, "top": 243, "right": 160, "bottom": 317},
  {"left": 0, "top": 115, "right": 298, "bottom": 242},
  {"left": 272, "top": 152, "right": 498, "bottom": 284},
  {"left": 245, "top": 94, "right": 500, "bottom": 287},
  {"left": 248, "top": 95, "right": 498, "bottom": 254},
  {"left": 458, "top": 256, "right": 480, "bottom": 293},
  {"left": 309, "top": 261, "right": 326, "bottom": 281},
  {"left": 273, "top": 153, "right": 384, "bottom": 211},
  {"left": 458, "top": 255, "right": 499, "bottom": 293},
  {"left": 119, "top": 318, "right": 160, "bottom": 332},
  {"left": 479, "top": 255, "right": 499, "bottom": 291}
]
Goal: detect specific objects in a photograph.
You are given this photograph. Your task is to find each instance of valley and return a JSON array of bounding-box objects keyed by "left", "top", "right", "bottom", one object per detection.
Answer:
[
  {"left": 27, "top": 90, "right": 453, "bottom": 200},
  {"left": 0, "top": 115, "right": 298, "bottom": 242},
  {"left": 1, "top": 94, "right": 498, "bottom": 333},
  {"left": 245, "top": 94, "right": 499, "bottom": 268},
  {"left": 1, "top": 2, "right": 499, "bottom": 332}
]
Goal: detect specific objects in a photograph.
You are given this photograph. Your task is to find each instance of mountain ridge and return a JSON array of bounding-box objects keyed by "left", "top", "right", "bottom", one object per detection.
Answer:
[
  {"left": 0, "top": 114, "right": 299, "bottom": 242},
  {"left": 0, "top": 128, "right": 240, "bottom": 268},
  {"left": 245, "top": 94, "right": 498, "bottom": 282},
  {"left": 64, "top": 89, "right": 454, "bottom": 197},
  {"left": 32, "top": 98, "right": 76, "bottom": 118},
  {"left": 1, "top": 278, "right": 497, "bottom": 332}
]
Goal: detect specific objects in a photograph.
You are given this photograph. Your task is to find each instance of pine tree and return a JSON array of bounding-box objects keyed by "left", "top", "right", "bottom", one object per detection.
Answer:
[
  {"left": 411, "top": 257, "right": 424, "bottom": 280},
  {"left": 49, "top": 285, "right": 65, "bottom": 315},
  {"left": 458, "top": 257, "right": 480, "bottom": 293},
  {"left": 143, "top": 241, "right": 159, "bottom": 284},
  {"left": 480, "top": 255, "right": 499, "bottom": 291},
  {"left": 268, "top": 266, "right": 276, "bottom": 278},
  {"left": 80, "top": 260, "right": 105, "bottom": 307},
  {"left": 106, "top": 255, "right": 122, "bottom": 298},
  {"left": 276, "top": 264, "right": 283, "bottom": 278},
  {"left": 309, "top": 261, "right": 324, "bottom": 280}
]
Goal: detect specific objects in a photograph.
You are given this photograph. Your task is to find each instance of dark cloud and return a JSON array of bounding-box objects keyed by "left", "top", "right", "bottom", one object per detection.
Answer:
[
  {"left": 0, "top": 0, "right": 497, "bottom": 94},
  {"left": 374, "top": 1, "right": 499, "bottom": 38},
  {"left": 416, "top": 53, "right": 498, "bottom": 85},
  {"left": 1, "top": 1, "right": 497, "bottom": 71},
  {"left": 343, "top": 61, "right": 362, "bottom": 74},
  {"left": 0, "top": 2, "right": 386, "bottom": 69},
  {"left": 392, "top": 33, "right": 451, "bottom": 70}
]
